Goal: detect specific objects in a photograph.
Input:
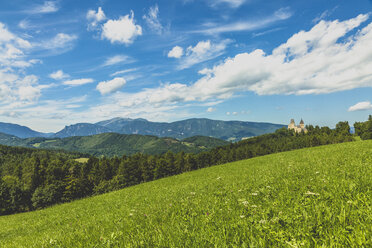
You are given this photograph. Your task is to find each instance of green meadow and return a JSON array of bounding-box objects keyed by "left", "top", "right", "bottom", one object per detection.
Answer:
[{"left": 0, "top": 140, "right": 371, "bottom": 247}]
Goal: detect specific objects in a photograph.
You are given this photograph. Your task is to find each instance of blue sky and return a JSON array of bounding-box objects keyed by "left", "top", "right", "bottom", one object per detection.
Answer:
[{"left": 0, "top": 0, "right": 372, "bottom": 132}]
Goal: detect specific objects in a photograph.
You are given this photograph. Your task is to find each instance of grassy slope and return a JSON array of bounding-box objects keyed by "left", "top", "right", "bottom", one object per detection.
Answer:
[{"left": 0, "top": 141, "right": 371, "bottom": 247}]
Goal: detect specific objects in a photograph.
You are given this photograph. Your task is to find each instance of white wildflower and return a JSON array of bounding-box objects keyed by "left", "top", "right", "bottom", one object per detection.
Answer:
[{"left": 305, "top": 191, "right": 319, "bottom": 196}]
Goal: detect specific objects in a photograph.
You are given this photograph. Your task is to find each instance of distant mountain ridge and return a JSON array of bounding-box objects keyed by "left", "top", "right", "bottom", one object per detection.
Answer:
[
  {"left": 95, "top": 118, "right": 285, "bottom": 141},
  {"left": 53, "top": 123, "right": 112, "bottom": 138},
  {"left": 0, "top": 122, "right": 51, "bottom": 138},
  {"left": 0, "top": 118, "right": 285, "bottom": 141}
]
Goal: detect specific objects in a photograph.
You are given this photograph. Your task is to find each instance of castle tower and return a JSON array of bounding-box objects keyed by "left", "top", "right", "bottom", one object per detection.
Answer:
[
  {"left": 300, "top": 119, "right": 304, "bottom": 129},
  {"left": 288, "top": 119, "right": 295, "bottom": 129}
]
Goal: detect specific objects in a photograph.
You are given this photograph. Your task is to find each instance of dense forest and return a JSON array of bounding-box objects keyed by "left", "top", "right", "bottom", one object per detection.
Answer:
[{"left": 0, "top": 120, "right": 365, "bottom": 215}]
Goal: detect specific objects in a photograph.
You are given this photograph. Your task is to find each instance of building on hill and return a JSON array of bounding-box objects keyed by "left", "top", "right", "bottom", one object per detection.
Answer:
[{"left": 288, "top": 119, "right": 308, "bottom": 133}]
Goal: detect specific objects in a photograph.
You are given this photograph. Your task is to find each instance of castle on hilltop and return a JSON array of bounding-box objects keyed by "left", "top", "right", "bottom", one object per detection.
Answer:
[{"left": 288, "top": 119, "right": 308, "bottom": 133}]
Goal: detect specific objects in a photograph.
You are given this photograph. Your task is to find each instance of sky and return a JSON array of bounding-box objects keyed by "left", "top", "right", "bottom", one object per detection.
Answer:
[{"left": 1, "top": 0, "right": 372, "bottom": 132}]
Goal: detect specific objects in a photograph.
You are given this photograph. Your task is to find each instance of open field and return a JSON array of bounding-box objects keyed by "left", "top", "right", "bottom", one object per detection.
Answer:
[{"left": 0, "top": 140, "right": 371, "bottom": 247}]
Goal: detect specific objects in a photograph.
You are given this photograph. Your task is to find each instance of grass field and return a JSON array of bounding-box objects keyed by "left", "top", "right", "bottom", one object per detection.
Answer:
[{"left": 0, "top": 140, "right": 371, "bottom": 247}]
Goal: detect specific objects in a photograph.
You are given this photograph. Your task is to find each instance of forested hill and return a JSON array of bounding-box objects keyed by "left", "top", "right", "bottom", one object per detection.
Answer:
[{"left": 0, "top": 132, "right": 229, "bottom": 157}]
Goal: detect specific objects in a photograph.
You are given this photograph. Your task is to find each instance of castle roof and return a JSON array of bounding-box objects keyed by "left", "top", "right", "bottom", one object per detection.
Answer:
[{"left": 300, "top": 119, "right": 304, "bottom": 124}]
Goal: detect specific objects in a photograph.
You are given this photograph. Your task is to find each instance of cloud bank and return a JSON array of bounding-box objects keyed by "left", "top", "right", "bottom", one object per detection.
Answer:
[{"left": 95, "top": 14, "right": 372, "bottom": 118}]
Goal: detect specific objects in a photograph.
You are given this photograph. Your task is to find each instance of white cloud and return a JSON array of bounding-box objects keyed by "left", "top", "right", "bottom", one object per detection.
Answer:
[
  {"left": 92, "top": 14, "right": 372, "bottom": 117},
  {"left": 312, "top": 7, "right": 338, "bottom": 24},
  {"left": 168, "top": 46, "right": 184, "bottom": 58},
  {"left": 207, "top": 107, "right": 216, "bottom": 112},
  {"left": 102, "top": 55, "right": 132, "bottom": 66},
  {"left": 348, "top": 101, "right": 372, "bottom": 111},
  {"left": 44, "top": 33, "right": 77, "bottom": 49},
  {"left": 143, "top": 4, "right": 164, "bottom": 34},
  {"left": 193, "top": 7, "right": 292, "bottom": 35},
  {"left": 37, "top": 33, "right": 77, "bottom": 54},
  {"left": 96, "top": 77, "right": 126, "bottom": 95},
  {"left": 18, "top": 85, "right": 41, "bottom": 101},
  {"left": 209, "top": 0, "right": 246, "bottom": 8},
  {"left": 110, "top": 68, "right": 138, "bottom": 77},
  {"left": 87, "top": 7, "right": 106, "bottom": 30},
  {"left": 63, "top": 78, "right": 94, "bottom": 86},
  {"left": 49, "top": 70, "right": 69, "bottom": 80},
  {"left": 178, "top": 39, "right": 231, "bottom": 69},
  {"left": 0, "top": 23, "right": 33, "bottom": 68},
  {"left": 27, "top": 1, "right": 59, "bottom": 14},
  {"left": 0, "top": 23, "right": 46, "bottom": 107},
  {"left": 18, "top": 20, "right": 31, "bottom": 29},
  {"left": 101, "top": 11, "right": 142, "bottom": 45}
]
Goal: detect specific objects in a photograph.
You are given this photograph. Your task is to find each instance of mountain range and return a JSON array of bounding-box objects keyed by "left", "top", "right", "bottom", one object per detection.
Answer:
[{"left": 0, "top": 118, "right": 285, "bottom": 141}]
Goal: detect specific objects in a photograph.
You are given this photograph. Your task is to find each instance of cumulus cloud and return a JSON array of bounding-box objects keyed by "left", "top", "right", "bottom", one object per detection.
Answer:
[
  {"left": 87, "top": 7, "right": 106, "bottom": 30},
  {"left": 101, "top": 11, "right": 142, "bottom": 45},
  {"left": 0, "top": 22, "right": 34, "bottom": 68},
  {"left": 168, "top": 46, "right": 184, "bottom": 58},
  {"left": 96, "top": 77, "right": 126, "bottom": 95},
  {"left": 49, "top": 70, "right": 69, "bottom": 80},
  {"left": 0, "top": 23, "right": 46, "bottom": 106},
  {"left": 348, "top": 101, "right": 372, "bottom": 111},
  {"left": 94, "top": 14, "right": 372, "bottom": 116},
  {"left": 207, "top": 107, "right": 216, "bottom": 112},
  {"left": 63, "top": 78, "right": 94, "bottom": 86},
  {"left": 143, "top": 4, "right": 164, "bottom": 34}
]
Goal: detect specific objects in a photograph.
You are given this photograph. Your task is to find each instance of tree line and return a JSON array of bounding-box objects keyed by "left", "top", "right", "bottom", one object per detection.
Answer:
[
  {"left": 354, "top": 115, "right": 372, "bottom": 140},
  {"left": 0, "top": 120, "right": 366, "bottom": 215}
]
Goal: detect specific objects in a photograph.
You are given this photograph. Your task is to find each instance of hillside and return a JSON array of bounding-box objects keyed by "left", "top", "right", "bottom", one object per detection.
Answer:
[
  {"left": 0, "top": 132, "right": 229, "bottom": 156},
  {"left": 0, "top": 140, "right": 370, "bottom": 247}
]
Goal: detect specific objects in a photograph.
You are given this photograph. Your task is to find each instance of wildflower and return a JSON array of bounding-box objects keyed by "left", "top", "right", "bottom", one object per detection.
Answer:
[
  {"left": 190, "top": 192, "right": 196, "bottom": 195},
  {"left": 259, "top": 219, "right": 267, "bottom": 224},
  {"left": 240, "top": 215, "right": 245, "bottom": 218},
  {"left": 251, "top": 192, "right": 258, "bottom": 196},
  {"left": 251, "top": 205, "right": 257, "bottom": 208},
  {"left": 305, "top": 191, "right": 319, "bottom": 196},
  {"left": 242, "top": 201, "right": 249, "bottom": 206},
  {"left": 347, "top": 200, "right": 353, "bottom": 204},
  {"left": 315, "top": 171, "right": 320, "bottom": 174},
  {"left": 216, "top": 177, "right": 221, "bottom": 180},
  {"left": 206, "top": 212, "right": 209, "bottom": 216},
  {"left": 129, "top": 213, "right": 133, "bottom": 216}
]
